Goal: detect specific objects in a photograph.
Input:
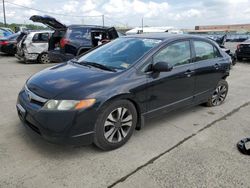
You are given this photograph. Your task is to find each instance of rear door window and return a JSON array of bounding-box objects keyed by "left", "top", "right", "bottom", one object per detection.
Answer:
[
  {"left": 32, "top": 33, "right": 49, "bottom": 43},
  {"left": 194, "top": 41, "right": 221, "bottom": 62}
]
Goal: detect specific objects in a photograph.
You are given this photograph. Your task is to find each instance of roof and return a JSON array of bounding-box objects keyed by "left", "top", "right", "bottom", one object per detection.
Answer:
[
  {"left": 123, "top": 33, "right": 207, "bottom": 41},
  {"left": 68, "top": 25, "right": 108, "bottom": 29},
  {"left": 126, "top": 26, "right": 174, "bottom": 34}
]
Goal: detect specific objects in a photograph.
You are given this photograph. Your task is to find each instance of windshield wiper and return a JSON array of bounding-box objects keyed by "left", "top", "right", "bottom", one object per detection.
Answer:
[
  {"left": 70, "top": 60, "right": 116, "bottom": 72},
  {"left": 70, "top": 59, "right": 92, "bottom": 68},
  {"left": 80, "top": 61, "right": 117, "bottom": 72}
]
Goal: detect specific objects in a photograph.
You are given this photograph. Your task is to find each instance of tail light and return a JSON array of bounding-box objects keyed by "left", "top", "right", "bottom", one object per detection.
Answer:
[
  {"left": 0, "top": 41, "right": 9, "bottom": 46},
  {"left": 60, "top": 38, "right": 69, "bottom": 48},
  {"left": 237, "top": 44, "right": 242, "bottom": 49}
]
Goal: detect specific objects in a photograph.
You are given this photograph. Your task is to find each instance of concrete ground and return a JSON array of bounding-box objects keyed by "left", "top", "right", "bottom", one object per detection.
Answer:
[{"left": 0, "top": 54, "right": 250, "bottom": 188}]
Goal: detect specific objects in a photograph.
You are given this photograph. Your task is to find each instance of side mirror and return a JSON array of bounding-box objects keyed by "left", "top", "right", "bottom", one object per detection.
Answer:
[{"left": 152, "top": 61, "right": 173, "bottom": 72}]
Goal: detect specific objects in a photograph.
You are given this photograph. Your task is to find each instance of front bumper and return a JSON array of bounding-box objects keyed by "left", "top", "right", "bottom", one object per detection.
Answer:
[{"left": 16, "top": 89, "right": 96, "bottom": 146}]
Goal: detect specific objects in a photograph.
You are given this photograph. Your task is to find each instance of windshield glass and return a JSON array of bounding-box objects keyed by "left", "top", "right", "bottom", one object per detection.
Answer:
[{"left": 76, "top": 37, "right": 162, "bottom": 70}]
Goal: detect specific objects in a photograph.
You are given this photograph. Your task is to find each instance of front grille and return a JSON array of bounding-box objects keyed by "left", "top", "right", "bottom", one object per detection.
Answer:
[{"left": 24, "top": 85, "right": 47, "bottom": 106}]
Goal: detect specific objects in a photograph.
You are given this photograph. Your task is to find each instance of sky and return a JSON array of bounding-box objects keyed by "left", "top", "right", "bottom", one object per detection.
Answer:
[{"left": 1, "top": 0, "right": 250, "bottom": 29}]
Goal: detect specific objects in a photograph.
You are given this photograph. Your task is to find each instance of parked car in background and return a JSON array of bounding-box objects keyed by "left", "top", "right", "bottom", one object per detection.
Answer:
[
  {"left": 0, "top": 33, "right": 21, "bottom": 55},
  {"left": 17, "top": 34, "right": 231, "bottom": 150},
  {"left": 0, "top": 27, "right": 14, "bottom": 38},
  {"left": 235, "top": 39, "right": 250, "bottom": 61},
  {"left": 15, "top": 30, "right": 53, "bottom": 63},
  {"left": 30, "top": 15, "right": 119, "bottom": 63}
]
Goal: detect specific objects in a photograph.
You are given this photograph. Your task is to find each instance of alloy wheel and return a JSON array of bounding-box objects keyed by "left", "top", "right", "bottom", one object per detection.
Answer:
[
  {"left": 104, "top": 107, "right": 133, "bottom": 143},
  {"left": 211, "top": 85, "right": 227, "bottom": 106}
]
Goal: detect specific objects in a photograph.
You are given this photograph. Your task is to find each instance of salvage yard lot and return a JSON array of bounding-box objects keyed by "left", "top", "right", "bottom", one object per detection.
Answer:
[{"left": 0, "top": 54, "right": 250, "bottom": 187}]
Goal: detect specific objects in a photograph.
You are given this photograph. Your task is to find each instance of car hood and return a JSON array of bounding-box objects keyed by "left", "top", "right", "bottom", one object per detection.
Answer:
[
  {"left": 26, "top": 62, "right": 117, "bottom": 99},
  {"left": 30, "top": 15, "right": 66, "bottom": 30}
]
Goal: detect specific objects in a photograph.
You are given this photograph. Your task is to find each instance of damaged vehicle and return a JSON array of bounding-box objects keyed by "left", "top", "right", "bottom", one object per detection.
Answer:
[
  {"left": 30, "top": 15, "right": 119, "bottom": 63},
  {"left": 15, "top": 30, "right": 53, "bottom": 63}
]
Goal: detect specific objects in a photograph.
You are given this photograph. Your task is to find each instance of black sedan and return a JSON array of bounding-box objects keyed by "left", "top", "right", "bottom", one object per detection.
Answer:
[
  {"left": 235, "top": 39, "right": 250, "bottom": 61},
  {"left": 0, "top": 33, "right": 20, "bottom": 55},
  {"left": 16, "top": 34, "right": 231, "bottom": 150}
]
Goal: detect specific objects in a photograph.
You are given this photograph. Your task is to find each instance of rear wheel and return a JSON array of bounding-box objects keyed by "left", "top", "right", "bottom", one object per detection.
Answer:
[
  {"left": 94, "top": 100, "right": 137, "bottom": 150},
  {"left": 38, "top": 53, "right": 50, "bottom": 64},
  {"left": 206, "top": 80, "right": 228, "bottom": 107}
]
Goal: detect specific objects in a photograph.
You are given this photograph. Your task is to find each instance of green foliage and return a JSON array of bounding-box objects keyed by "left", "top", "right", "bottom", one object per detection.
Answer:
[{"left": 0, "top": 22, "right": 46, "bottom": 31}]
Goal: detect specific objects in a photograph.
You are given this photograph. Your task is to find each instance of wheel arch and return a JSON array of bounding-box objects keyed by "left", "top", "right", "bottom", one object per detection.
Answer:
[{"left": 98, "top": 94, "right": 144, "bottom": 131}]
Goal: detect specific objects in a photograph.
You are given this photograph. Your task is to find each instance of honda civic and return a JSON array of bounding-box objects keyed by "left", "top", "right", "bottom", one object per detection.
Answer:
[{"left": 16, "top": 34, "right": 231, "bottom": 150}]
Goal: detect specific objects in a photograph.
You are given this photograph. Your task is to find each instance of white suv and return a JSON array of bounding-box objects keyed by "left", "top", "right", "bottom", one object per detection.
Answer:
[{"left": 15, "top": 30, "right": 53, "bottom": 64}]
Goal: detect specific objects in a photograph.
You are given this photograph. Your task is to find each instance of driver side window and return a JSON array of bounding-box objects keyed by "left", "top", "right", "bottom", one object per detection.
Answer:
[{"left": 153, "top": 41, "right": 191, "bottom": 67}]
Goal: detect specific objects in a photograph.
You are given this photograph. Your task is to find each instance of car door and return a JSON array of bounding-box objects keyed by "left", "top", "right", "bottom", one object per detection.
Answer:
[
  {"left": 29, "top": 33, "right": 49, "bottom": 53},
  {"left": 192, "top": 40, "right": 225, "bottom": 102},
  {"left": 145, "top": 40, "right": 195, "bottom": 117}
]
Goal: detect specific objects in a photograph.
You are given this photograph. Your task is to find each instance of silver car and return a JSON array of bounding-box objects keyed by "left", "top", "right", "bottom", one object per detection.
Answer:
[{"left": 15, "top": 30, "right": 53, "bottom": 64}]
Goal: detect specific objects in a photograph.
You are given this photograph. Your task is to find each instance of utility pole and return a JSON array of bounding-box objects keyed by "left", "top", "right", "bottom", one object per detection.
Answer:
[
  {"left": 102, "top": 15, "right": 104, "bottom": 27},
  {"left": 2, "top": 0, "right": 7, "bottom": 26},
  {"left": 141, "top": 17, "right": 144, "bottom": 33}
]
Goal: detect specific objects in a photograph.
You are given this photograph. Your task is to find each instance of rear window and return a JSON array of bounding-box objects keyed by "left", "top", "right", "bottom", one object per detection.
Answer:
[{"left": 66, "top": 28, "right": 91, "bottom": 40}]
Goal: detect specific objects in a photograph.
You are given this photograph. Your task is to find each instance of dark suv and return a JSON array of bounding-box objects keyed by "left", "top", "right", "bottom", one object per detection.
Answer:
[{"left": 30, "top": 15, "right": 119, "bottom": 63}]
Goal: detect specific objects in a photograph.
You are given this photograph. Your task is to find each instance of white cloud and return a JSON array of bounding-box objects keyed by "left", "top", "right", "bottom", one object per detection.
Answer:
[
  {"left": 81, "top": 0, "right": 97, "bottom": 13},
  {"left": 103, "top": 0, "right": 169, "bottom": 18},
  {"left": 13, "top": 0, "right": 34, "bottom": 6},
  {"left": 3, "top": 0, "right": 250, "bottom": 28},
  {"left": 62, "top": 0, "right": 79, "bottom": 13}
]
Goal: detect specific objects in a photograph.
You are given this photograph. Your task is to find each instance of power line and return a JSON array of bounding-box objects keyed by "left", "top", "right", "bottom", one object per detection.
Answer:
[
  {"left": 5, "top": 1, "right": 102, "bottom": 18},
  {"left": 4, "top": 1, "right": 128, "bottom": 27}
]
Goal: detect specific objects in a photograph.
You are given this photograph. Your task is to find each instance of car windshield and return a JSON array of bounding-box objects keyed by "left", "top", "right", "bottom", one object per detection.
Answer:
[{"left": 76, "top": 37, "right": 162, "bottom": 70}]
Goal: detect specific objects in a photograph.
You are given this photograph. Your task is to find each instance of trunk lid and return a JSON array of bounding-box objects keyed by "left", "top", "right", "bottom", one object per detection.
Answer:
[{"left": 30, "top": 15, "right": 67, "bottom": 30}]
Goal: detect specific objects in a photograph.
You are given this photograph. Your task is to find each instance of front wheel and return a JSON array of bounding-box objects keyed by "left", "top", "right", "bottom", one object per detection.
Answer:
[
  {"left": 206, "top": 80, "right": 228, "bottom": 107},
  {"left": 94, "top": 100, "right": 137, "bottom": 151}
]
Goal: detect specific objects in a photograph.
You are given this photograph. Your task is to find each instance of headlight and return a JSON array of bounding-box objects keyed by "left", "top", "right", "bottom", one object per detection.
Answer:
[{"left": 43, "top": 99, "right": 96, "bottom": 110}]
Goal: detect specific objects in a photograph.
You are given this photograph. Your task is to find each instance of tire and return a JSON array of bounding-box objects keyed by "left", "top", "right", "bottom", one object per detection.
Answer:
[
  {"left": 94, "top": 99, "right": 138, "bottom": 151},
  {"left": 206, "top": 80, "right": 228, "bottom": 107},
  {"left": 38, "top": 53, "right": 50, "bottom": 64}
]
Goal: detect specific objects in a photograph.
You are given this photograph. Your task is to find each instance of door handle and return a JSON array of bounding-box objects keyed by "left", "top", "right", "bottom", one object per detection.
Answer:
[
  {"left": 184, "top": 70, "right": 195, "bottom": 77},
  {"left": 214, "top": 63, "right": 220, "bottom": 70}
]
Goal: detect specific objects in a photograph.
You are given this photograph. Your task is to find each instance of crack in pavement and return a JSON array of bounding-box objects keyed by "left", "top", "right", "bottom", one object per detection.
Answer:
[{"left": 108, "top": 101, "right": 250, "bottom": 188}]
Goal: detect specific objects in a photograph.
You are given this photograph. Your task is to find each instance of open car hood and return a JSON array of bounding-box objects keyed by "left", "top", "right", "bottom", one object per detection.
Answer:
[{"left": 30, "top": 15, "right": 66, "bottom": 30}]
